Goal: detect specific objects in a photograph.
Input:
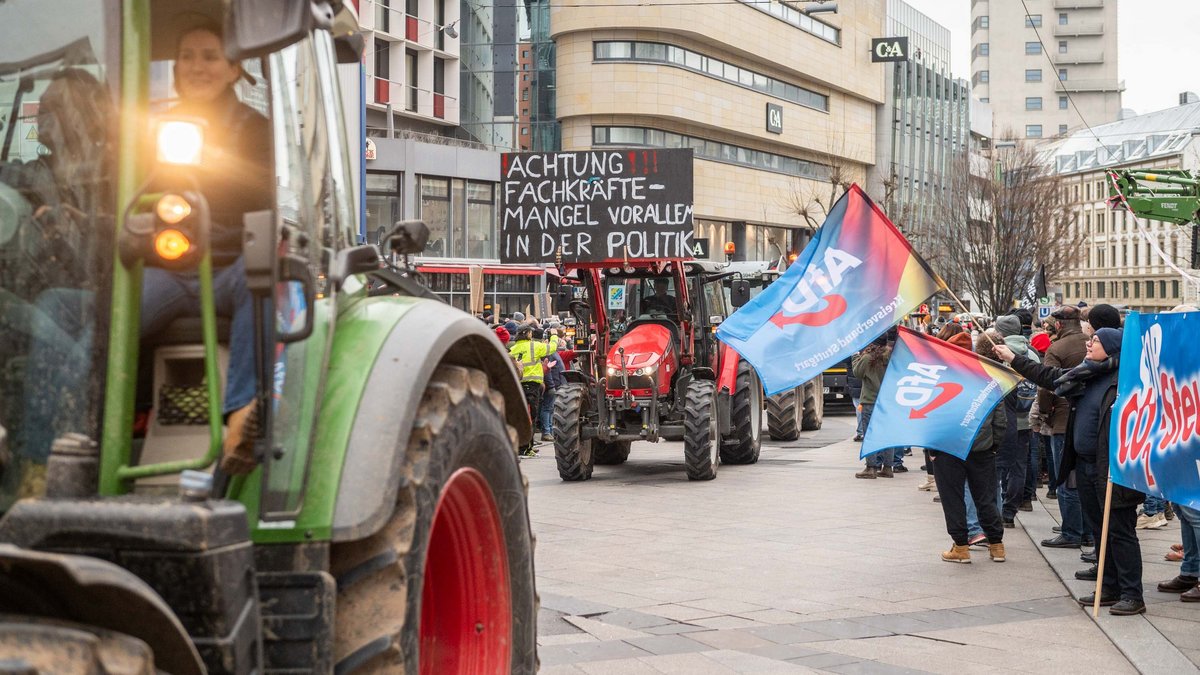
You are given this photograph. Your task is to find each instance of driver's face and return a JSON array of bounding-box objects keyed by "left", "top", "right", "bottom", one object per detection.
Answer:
[
  {"left": 653, "top": 281, "right": 669, "bottom": 296},
  {"left": 174, "top": 29, "right": 241, "bottom": 104}
]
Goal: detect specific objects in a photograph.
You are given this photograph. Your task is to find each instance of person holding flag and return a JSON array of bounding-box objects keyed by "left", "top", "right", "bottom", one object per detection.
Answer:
[
  {"left": 859, "top": 327, "right": 1023, "bottom": 564},
  {"left": 994, "top": 328, "right": 1146, "bottom": 616}
]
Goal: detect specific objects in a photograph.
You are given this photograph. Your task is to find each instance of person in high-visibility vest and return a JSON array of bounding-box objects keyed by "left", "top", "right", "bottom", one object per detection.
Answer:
[{"left": 508, "top": 324, "right": 559, "bottom": 455}]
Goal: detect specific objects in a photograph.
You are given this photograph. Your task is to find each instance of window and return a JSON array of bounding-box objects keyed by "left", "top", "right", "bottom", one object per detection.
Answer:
[
  {"left": 1026, "top": 124, "right": 1043, "bottom": 138},
  {"left": 743, "top": 0, "right": 841, "bottom": 44},
  {"left": 592, "top": 125, "right": 830, "bottom": 180},
  {"left": 522, "top": 49, "right": 530, "bottom": 58},
  {"left": 1025, "top": 41, "right": 1041, "bottom": 55},
  {"left": 1059, "top": 124, "right": 1069, "bottom": 135},
  {"left": 979, "top": 43, "right": 990, "bottom": 56},
  {"left": 521, "top": 89, "right": 529, "bottom": 101},
  {"left": 1096, "top": 281, "right": 1105, "bottom": 298},
  {"left": 1058, "top": 68, "right": 1068, "bottom": 81},
  {"left": 1025, "top": 69, "right": 1042, "bottom": 82},
  {"left": 1123, "top": 281, "right": 1130, "bottom": 298},
  {"left": 1173, "top": 280, "right": 1180, "bottom": 298},
  {"left": 1026, "top": 97, "right": 1043, "bottom": 111},
  {"left": 520, "top": 127, "right": 529, "bottom": 135},
  {"left": 1059, "top": 95, "right": 1068, "bottom": 110},
  {"left": 979, "top": 70, "right": 989, "bottom": 83},
  {"left": 1026, "top": 14, "right": 1042, "bottom": 27},
  {"left": 979, "top": 16, "right": 989, "bottom": 28},
  {"left": 1147, "top": 281, "right": 1155, "bottom": 298},
  {"left": 366, "top": 172, "right": 403, "bottom": 244},
  {"left": 405, "top": 49, "right": 417, "bottom": 112},
  {"left": 419, "top": 176, "right": 451, "bottom": 256},
  {"left": 980, "top": 97, "right": 989, "bottom": 103},
  {"left": 465, "top": 181, "right": 496, "bottom": 259},
  {"left": 1059, "top": 40, "right": 1068, "bottom": 53},
  {"left": 592, "top": 40, "right": 830, "bottom": 112},
  {"left": 1059, "top": 12, "right": 1068, "bottom": 25}
]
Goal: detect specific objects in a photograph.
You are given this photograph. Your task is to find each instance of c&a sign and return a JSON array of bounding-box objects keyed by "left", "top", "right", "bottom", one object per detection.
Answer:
[{"left": 871, "top": 37, "right": 909, "bottom": 63}]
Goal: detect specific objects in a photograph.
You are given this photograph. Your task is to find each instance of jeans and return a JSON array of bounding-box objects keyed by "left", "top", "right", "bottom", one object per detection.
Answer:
[
  {"left": 893, "top": 447, "right": 907, "bottom": 468},
  {"left": 1143, "top": 495, "right": 1166, "bottom": 516},
  {"left": 860, "top": 403, "right": 894, "bottom": 468},
  {"left": 141, "top": 258, "right": 255, "bottom": 415},
  {"left": 1051, "top": 434, "right": 1086, "bottom": 542},
  {"left": 965, "top": 481, "right": 984, "bottom": 538},
  {"left": 1076, "top": 457, "right": 1143, "bottom": 601},
  {"left": 932, "top": 449, "right": 1005, "bottom": 546},
  {"left": 853, "top": 396, "right": 862, "bottom": 435},
  {"left": 1023, "top": 432, "right": 1043, "bottom": 501},
  {"left": 1178, "top": 505, "right": 1200, "bottom": 577},
  {"left": 999, "top": 428, "right": 1031, "bottom": 520},
  {"left": 540, "top": 387, "right": 557, "bottom": 434}
]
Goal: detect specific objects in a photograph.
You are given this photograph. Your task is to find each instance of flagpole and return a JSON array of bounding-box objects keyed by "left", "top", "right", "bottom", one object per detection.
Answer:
[
  {"left": 1092, "top": 479, "right": 1115, "bottom": 618},
  {"left": 937, "top": 279, "right": 1002, "bottom": 346}
]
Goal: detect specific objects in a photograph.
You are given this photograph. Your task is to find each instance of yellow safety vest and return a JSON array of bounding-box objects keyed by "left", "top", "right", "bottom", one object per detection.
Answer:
[{"left": 509, "top": 336, "right": 559, "bottom": 383}]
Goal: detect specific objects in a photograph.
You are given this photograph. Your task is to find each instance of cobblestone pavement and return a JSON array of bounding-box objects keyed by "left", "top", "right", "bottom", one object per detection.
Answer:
[{"left": 522, "top": 412, "right": 1137, "bottom": 674}]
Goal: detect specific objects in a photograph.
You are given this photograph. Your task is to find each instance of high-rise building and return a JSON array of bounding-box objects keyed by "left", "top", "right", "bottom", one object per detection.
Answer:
[
  {"left": 552, "top": 0, "right": 885, "bottom": 259},
  {"left": 869, "top": 0, "right": 969, "bottom": 257},
  {"left": 970, "top": 0, "right": 1122, "bottom": 141}
]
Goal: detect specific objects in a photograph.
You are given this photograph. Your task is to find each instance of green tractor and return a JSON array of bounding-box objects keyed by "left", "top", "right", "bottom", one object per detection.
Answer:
[{"left": 0, "top": 1, "right": 537, "bottom": 673}]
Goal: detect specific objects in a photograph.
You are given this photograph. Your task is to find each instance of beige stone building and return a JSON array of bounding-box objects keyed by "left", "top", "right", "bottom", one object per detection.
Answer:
[
  {"left": 1039, "top": 103, "right": 1200, "bottom": 311},
  {"left": 550, "top": 0, "right": 885, "bottom": 260},
  {"left": 971, "top": 0, "right": 1122, "bottom": 141}
]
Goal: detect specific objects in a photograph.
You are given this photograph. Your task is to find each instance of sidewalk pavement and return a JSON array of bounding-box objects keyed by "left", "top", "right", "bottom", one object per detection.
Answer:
[
  {"left": 523, "top": 414, "right": 1138, "bottom": 674},
  {"left": 1018, "top": 473, "right": 1200, "bottom": 671}
]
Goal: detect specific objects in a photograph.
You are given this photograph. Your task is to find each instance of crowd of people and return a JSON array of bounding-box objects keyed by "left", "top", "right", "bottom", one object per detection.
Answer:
[{"left": 851, "top": 302, "right": 1200, "bottom": 617}]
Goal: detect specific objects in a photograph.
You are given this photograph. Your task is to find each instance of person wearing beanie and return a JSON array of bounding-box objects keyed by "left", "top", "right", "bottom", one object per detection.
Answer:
[
  {"left": 512, "top": 311, "right": 526, "bottom": 323},
  {"left": 493, "top": 325, "right": 510, "bottom": 346},
  {"left": 994, "top": 315, "right": 1041, "bottom": 526},
  {"left": 994, "top": 327, "right": 1145, "bottom": 615},
  {"left": 947, "top": 332, "right": 973, "bottom": 351},
  {"left": 1030, "top": 332, "right": 1051, "bottom": 354},
  {"left": 1086, "top": 304, "right": 1122, "bottom": 331}
]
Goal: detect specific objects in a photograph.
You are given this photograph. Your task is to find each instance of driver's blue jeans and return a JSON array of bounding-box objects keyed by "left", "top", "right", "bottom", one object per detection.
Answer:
[{"left": 141, "top": 257, "right": 255, "bottom": 415}]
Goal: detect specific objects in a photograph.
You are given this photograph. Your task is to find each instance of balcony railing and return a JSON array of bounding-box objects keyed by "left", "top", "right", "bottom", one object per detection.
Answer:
[
  {"left": 1053, "top": 50, "right": 1104, "bottom": 65},
  {"left": 1053, "top": 22, "right": 1104, "bottom": 36},
  {"left": 1054, "top": 0, "right": 1103, "bottom": 8},
  {"left": 1056, "top": 78, "right": 1125, "bottom": 93}
]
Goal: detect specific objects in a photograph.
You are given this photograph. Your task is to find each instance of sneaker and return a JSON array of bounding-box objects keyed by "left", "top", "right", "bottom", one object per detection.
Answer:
[
  {"left": 519, "top": 445, "right": 539, "bottom": 458},
  {"left": 918, "top": 477, "right": 937, "bottom": 491},
  {"left": 988, "top": 542, "right": 1006, "bottom": 562},
  {"left": 1077, "top": 594, "right": 1119, "bottom": 607},
  {"left": 855, "top": 467, "right": 878, "bottom": 479},
  {"left": 1138, "top": 512, "right": 1168, "bottom": 529},
  {"left": 1182, "top": 587, "right": 1200, "bottom": 603},
  {"left": 893, "top": 465, "right": 908, "bottom": 473},
  {"left": 878, "top": 466, "right": 894, "bottom": 478},
  {"left": 1166, "top": 503, "right": 1176, "bottom": 521},
  {"left": 541, "top": 433, "right": 553, "bottom": 442},
  {"left": 853, "top": 434, "right": 864, "bottom": 442},
  {"left": 942, "top": 543, "right": 972, "bottom": 564},
  {"left": 968, "top": 533, "right": 989, "bottom": 548},
  {"left": 1075, "top": 565, "right": 1098, "bottom": 581},
  {"left": 1019, "top": 500, "right": 1033, "bottom": 512},
  {"left": 1109, "top": 599, "right": 1146, "bottom": 616}
]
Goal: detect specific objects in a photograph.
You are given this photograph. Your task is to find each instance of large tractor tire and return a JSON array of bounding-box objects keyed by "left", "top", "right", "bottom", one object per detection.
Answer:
[
  {"left": 683, "top": 380, "right": 719, "bottom": 481},
  {"left": 720, "top": 360, "right": 763, "bottom": 464},
  {"left": 593, "top": 440, "right": 631, "bottom": 465},
  {"left": 765, "top": 388, "right": 800, "bottom": 441},
  {"left": 801, "top": 379, "right": 824, "bottom": 431},
  {"left": 329, "top": 365, "right": 538, "bottom": 675},
  {"left": 552, "top": 384, "right": 594, "bottom": 481},
  {"left": 0, "top": 617, "right": 159, "bottom": 674}
]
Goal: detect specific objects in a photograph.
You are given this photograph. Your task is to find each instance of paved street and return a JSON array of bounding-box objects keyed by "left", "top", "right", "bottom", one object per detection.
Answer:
[{"left": 522, "top": 412, "right": 1144, "bottom": 674}]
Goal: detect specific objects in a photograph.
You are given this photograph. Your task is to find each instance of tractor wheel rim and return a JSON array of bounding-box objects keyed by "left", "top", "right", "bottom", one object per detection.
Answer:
[
  {"left": 708, "top": 406, "right": 719, "bottom": 469},
  {"left": 420, "top": 467, "right": 511, "bottom": 675}
]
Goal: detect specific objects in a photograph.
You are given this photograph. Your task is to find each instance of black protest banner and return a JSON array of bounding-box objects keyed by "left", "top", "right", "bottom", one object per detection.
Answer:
[{"left": 499, "top": 149, "right": 695, "bottom": 264}]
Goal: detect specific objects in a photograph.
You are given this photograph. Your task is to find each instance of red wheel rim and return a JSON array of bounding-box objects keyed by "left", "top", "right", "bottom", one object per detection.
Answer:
[{"left": 420, "top": 467, "right": 512, "bottom": 674}]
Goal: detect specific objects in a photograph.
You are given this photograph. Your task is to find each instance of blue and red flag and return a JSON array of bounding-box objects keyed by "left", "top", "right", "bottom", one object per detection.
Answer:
[
  {"left": 716, "top": 184, "right": 941, "bottom": 394},
  {"left": 861, "top": 327, "right": 1023, "bottom": 460},
  {"left": 1112, "top": 311, "right": 1200, "bottom": 510}
]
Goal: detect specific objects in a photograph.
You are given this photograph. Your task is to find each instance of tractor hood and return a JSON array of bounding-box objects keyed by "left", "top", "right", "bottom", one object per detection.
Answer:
[{"left": 606, "top": 323, "right": 678, "bottom": 396}]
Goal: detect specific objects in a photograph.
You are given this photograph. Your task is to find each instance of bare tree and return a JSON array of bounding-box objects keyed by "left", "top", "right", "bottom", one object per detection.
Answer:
[
  {"left": 919, "top": 140, "right": 1083, "bottom": 317},
  {"left": 783, "top": 140, "right": 868, "bottom": 230}
]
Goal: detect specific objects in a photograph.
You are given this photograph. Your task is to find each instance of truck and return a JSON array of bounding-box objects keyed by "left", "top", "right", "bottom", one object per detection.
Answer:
[
  {"left": 0, "top": 1, "right": 537, "bottom": 673},
  {"left": 551, "top": 259, "right": 762, "bottom": 481}
]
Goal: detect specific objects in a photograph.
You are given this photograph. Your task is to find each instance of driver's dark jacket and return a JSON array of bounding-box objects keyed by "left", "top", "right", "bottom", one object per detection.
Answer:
[
  {"left": 643, "top": 294, "right": 677, "bottom": 314},
  {"left": 167, "top": 89, "right": 271, "bottom": 267}
]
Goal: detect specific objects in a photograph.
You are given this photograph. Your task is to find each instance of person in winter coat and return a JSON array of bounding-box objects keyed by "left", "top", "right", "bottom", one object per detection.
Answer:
[
  {"left": 509, "top": 326, "right": 559, "bottom": 455},
  {"left": 995, "top": 315, "right": 1040, "bottom": 526},
  {"left": 847, "top": 365, "right": 865, "bottom": 441},
  {"left": 995, "top": 327, "right": 1145, "bottom": 615},
  {"left": 541, "top": 338, "right": 567, "bottom": 442},
  {"left": 931, "top": 333, "right": 1008, "bottom": 564},
  {"left": 1035, "top": 306, "right": 1091, "bottom": 549},
  {"left": 852, "top": 338, "right": 893, "bottom": 478}
]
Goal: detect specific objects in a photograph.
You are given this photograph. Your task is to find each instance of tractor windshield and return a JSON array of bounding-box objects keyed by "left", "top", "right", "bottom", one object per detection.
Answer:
[{"left": 0, "top": 1, "right": 119, "bottom": 511}]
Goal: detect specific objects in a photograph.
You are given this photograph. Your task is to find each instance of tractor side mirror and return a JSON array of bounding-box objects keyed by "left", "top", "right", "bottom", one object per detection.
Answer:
[
  {"left": 330, "top": 244, "right": 380, "bottom": 289},
  {"left": 554, "top": 286, "right": 574, "bottom": 313},
  {"left": 225, "top": 0, "right": 325, "bottom": 61},
  {"left": 384, "top": 219, "right": 430, "bottom": 255},
  {"left": 730, "top": 280, "right": 752, "bottom": 308},
  {"left": 276, "top": 254, "right": 315, "bottom": 343},
  {"left": 334, "top": 32, "right": 365, "bottom": 63}
]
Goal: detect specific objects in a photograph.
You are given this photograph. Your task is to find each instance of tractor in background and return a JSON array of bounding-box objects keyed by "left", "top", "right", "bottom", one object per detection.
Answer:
[{"left": 551, "top": 259, "right": 762, "bottom": 481}]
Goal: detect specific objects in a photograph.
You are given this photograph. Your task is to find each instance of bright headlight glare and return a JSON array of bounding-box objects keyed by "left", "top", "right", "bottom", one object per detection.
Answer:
[
  {"left": 156, "top": 194, "right": 192, "bottom": 224},
  {"left": 153, "top": 228, "right": 191, "bottom": 261},
  {"left": 606, "top": 367, "right": 617, "bottom": 376},
  {"left": 156, "top": 120, "right": 205, "bottom": 166}
]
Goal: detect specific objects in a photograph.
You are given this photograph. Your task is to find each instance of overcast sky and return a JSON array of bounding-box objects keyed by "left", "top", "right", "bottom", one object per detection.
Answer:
[{"left": 903, "top": 0, "right": 1200, "bottom": 117}]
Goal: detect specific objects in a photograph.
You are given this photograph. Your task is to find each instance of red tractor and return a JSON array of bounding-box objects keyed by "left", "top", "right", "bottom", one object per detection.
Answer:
[{"left": 551, "top": 259, "right": 762, "bottom": 481}]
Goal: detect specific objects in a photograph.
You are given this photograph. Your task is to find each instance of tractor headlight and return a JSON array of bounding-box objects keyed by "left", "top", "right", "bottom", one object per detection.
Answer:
[
  {"left": 153, "top": 228, "right": 192, "bottom": 261},
  {"left": 633, "top": 366, "right": 657, "bottom": 376},
  {"left": 606, "top": 366, "right": 618, "bottom": 376},
  {"left": 156, "top": 119, "right": 205, "bottom": 166},
  {"left": 155, "top": 193, "right": 192, "bottom": 224}
]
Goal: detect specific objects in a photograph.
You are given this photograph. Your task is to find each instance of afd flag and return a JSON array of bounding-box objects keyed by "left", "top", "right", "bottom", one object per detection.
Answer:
[
  {"left": 1111, "top": 311, "right": 1200, "bottom": 510},
  {"left": 861, "top": 328, "right": 1023, "bottom": 460},
  {"left": 716, "top": 184, "right": 941, "bottom": 394}
]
